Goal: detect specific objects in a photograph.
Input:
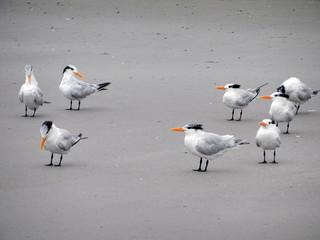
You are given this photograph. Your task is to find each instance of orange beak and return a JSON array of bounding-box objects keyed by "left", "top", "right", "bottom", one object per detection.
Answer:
[
  {"left": 40, "top": 137, "right": 46, "bottom": 151},
  {"left": 258, "top": 95, "right": 272, "bottom": 99},
  {"left": 170, "top": 127, "right": 185, "bottom": 132},
  {"left": 28, "top": 74, "right": 31, "bottom": 84},
  {"left": 214, "top": 86, "right": 226, "bottom": 90},
  {"left": 74, "top": 72, "right": 85, "bottom": 79},
  {"left": 259, "top": 122, "right": 267, "bottom": 127}
]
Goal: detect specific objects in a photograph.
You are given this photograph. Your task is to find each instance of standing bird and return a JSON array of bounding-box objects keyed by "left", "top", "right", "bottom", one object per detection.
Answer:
[
  {"left": 215, "top": 83, "right": 268, "bottom": 121},
  {"left": 277, "top": 77, "right": 319, "bottom": 114},
  {"left": 59, "top": 65, "right": 111, "bottom": 110},
  {"left": 40, "top": 121, "right": 87, "bottom": 166},
  {"left": 255, "top": 119, "right": 281, "bottom": 164},
  {"left": 18, "top": 65, "right": 44, "bottom": 117},
  {"left": 170, "top": 123, "right": 249, "bottom": 172},
  {"left": 258, "top": 92, "right": 296, "bottom": 134}
]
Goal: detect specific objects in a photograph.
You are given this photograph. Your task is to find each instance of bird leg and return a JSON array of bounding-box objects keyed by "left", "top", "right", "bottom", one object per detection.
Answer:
[
  {"left": 31, "top": 109, "right": 36, "bottom": 117},
  {"left": 66, "top": 100, "right": 73, "bottom": 110},
  {"left": 283, "top": 122, "right": 290, "bottom": 134},
  {"left": 295, "top": 105, "right": 300, "bottom": 115},
  {"left": 23, "top": 105, "right": 28, "bottom": 117},
  {"left": 236, "top": 109, "right": 243, "bottom": 121},
  {"left": 45, "top": 153, "right": 54, "bottom": 166},
  {"left": 270, "top": 150, "right": 278, "bottom": 164},
  {"left": 203, "top": 159, "right": 209, "bottom": 172},
  {"left": 228, "top": 109, "right": 235, "bottom": 121},
  {"left": 54, "top": 155, "right": 63, "bottom": 167},
  {"left": 76, "top": 100, "right": 81, "bottom": 111},
  {"left": 193, "top": 158, "right": 203, "bottom": 171},
  {"left": 259, "top": 150, "right": 267, "bottom": 164}
]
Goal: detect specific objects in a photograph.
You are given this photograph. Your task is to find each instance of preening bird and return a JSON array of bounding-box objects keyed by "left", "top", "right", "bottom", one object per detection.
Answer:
[
  {"left": 59, "top": 65, "right": 111, "bottom": 110},
  {"left": 40, "top": 121, "right": 87, "bottom": 166},
  {"left": 215, "top": 83, "right": 268, "bottom": 121},
  {"left": 18, "top": 65, "right": 44, "bottom": 117},
  {"left": 170, "top": 123, "right": 249, "bottom": 172},
  {"left": 277, "top": 77, "right": 319, "bottom": 114},
  {"left": 255, "top": 119, "right": 281, "bottom": 164},
  {"left": 259, "top": 92, "right": 296, "bottom": 134}
]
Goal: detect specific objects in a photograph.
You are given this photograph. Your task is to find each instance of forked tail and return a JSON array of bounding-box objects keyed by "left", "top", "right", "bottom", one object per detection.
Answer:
[{"left": 97, "top": 82, "right": 111, "bottom": 91}]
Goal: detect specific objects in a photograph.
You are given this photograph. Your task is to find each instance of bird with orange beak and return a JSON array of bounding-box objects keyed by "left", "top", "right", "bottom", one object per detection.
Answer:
[
  {"left": 214, "top": 83, "right": 268, "bottom": 121},
  {"left": 59, "top": 65, "right": 111, "bottom": 110},
  {"left": 40, "top": 121, "right": 87, "bottom": 166},
  {"left": 170, "top": 123, "right": 249, "bottom": 172},
  {"left": 258, "top": 92, "right": 296, "bottom": 134},
  {"left": 255, "top": 119, "right": 281, "bottom": 164},
  {"left": 18, "top": 65, "right": 44, "bottom": 117}
]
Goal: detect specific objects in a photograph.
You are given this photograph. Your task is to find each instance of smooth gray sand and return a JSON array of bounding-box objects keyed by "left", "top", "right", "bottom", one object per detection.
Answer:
[{"left": 1, "top": 0, "right": 319, "bottom": 239}]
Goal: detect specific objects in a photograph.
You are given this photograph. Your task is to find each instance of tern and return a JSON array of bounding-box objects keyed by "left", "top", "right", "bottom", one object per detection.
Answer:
[
  {"left": 40, "top": 121, "right": 87, "bottom": 166},
  {"left": 170, "top": 123, "right": 249, "bottom": 172},
  {"left": 59, "top": 65, "right": 111, "bottom": 110},
  {"left": 18, "top": 65, "right": 44, "bottom": 117},
  {"left": 215, "top": 83, "right": 268, "bottom": 121},
  {"left": 255, "top": 119, "right": 281, "bottom": 164},
  {"left": 277, "top": 77, "right": 319, "bottom": 114},
  {"left": 259, "top": 92, "right": 296, "bottom": 134}
]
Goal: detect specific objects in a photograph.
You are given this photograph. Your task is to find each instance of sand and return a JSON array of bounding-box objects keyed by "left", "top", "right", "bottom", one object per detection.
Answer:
[{"left": 1, "top": 0, "right": 320, "bottom": 239}]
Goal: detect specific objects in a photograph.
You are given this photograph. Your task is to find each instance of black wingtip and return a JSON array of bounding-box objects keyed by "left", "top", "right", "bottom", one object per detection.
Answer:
[{"left": 97, "top": 82, "right": 111, "bottom": 91}]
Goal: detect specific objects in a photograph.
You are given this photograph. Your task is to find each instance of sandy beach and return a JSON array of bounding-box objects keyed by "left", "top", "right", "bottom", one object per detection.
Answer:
[{"left": 1, "top": 0, "right": 320, "bottom": 239}]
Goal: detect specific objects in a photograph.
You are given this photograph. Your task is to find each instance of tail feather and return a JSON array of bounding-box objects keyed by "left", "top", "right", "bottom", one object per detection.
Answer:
[
  {"left": 235, "top": 139, "right": 250, "bottom": 145},
  {"left": 72, "top": 133, "right": 88, "bottom": 146},
  {"left": 252, "top": 83, "right": 268, "bottom": 99},
  {"left": 97, "top": 82, "right": 111, "bottom": 91},
  {"left": 313, "top": 90, "right": 320, "bottom": 95}
]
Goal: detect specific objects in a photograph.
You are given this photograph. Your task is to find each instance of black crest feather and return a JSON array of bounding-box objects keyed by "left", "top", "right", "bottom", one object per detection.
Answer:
[
  {"left": 231, "top": 84, "right": 241, "bottom": 88},
  {"left": 62, "top": 66, "right": 74, "bottom": 74},
  {"left": 186, "top": 123, "right": 203, "bottom": 130},
  {"left": 42, "top": 121, "right": 53, "bottom": 133}
]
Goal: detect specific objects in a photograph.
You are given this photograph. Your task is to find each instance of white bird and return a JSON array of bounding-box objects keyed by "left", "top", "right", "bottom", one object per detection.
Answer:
[
  {"left": 18, "top": 65, "right": 44, "bottom": 117},
  {"left": 59, "top": 65, "right": 111, "bottom": 110},
  {"left": 255, "top": 119, "right": 281, "bottom": 164},
  {"left": 40, "top": 121, "right": 87, "bottom": 166},
  {"left": 170, "top": 123, "right": 249, "bottom": 172},
  {"left": 277, "top": 77, "right": 319, "bottom": 114},
  {"left": 259, "top": 92, "right": 296, "bottom": 134},
  {"left": 215, "top": 83, "right": 268, "bottom": 121}
]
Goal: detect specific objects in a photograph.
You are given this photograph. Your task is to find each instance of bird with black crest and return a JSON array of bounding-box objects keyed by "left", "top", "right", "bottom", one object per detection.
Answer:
[{"left": 59, "top": 65, "right": 111, "bottom": 110}]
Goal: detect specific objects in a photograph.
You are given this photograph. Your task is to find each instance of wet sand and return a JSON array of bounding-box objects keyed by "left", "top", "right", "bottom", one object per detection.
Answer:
[{"left": 1, "top": 0, "right": 320, "bottom": 239}]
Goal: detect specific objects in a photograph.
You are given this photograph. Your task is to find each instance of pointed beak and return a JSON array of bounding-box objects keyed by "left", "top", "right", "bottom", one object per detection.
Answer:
[
  {"left": 74, "top": 72, "right": 85, "bottom": 79},
  {"left": 170, "top": 127, "right": 185, "bottom": 132},
  {"left": 259, "top": 122, "right": 267, "bottom": 126},
  {"left": 28, "top": 74, "right": 31, "bottom": 84},
  {"left": 214, "top": 86, "right": 226, "bottom": 90},
  {"left": 258, "top": 95, "right": 272, "bottom": 99},
  {"left": 40, "top": 137, "right": 46, "bottom": 151}
]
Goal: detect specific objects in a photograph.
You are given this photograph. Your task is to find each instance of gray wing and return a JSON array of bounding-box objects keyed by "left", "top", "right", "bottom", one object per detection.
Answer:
[
  {"left": 297, "top": 85, "right": 312, "bottom": 102},
  {"left": 196, "top": 133, "right": 233, "bottom": 156},
  {"left": 70, "top": 80, "right": 96, "bottom": 99},
  {"left": 18, "top": 88, "right": 24, "bottom": 103},
  {"left": 32, "top": 88, "right": 44, "bottom": 105},
  {"left": 57, "top": 130, "right": 79, "bottom": 152},
  {"left": 235, "top": 90, "right": 256, "bottom": 106},
  {"left": 255, "top": 137, "right": 261, "bottom": 147}
]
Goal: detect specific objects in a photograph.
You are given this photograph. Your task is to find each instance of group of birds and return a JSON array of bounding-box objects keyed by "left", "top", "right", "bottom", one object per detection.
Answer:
[
  {"left": 19, "top": 65, "right": 318, "bottom": 170},
  {"left": 171, "top": 78, "right": 319, "bottom": 171},
  {"left": 18, "top": 64, "right": 110, "bottom": 166}
]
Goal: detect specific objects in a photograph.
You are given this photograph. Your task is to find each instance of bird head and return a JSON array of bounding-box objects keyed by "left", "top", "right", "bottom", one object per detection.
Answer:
[
  {"left": 62, "top": 65, "right": 85, "bottom": 78},
  {"left": 258, "top": 92, "right": 289, "bottom": 100},
  {"left": 259, "top": 119, "right": 276, "bottom": 127},
  {"left": 214, "top": 83, "right": 241, "bottom": 90},
  {"left": 40, "top": 121, "right": 53, "bottom": 151},
  {"left": 24, "top": 65, "right": 33, "bottom": 84},
  {"left": 170, "top": 123, "right": 203, "bottom": 133}
]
